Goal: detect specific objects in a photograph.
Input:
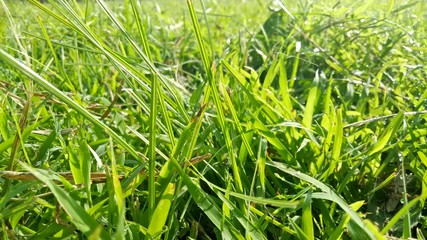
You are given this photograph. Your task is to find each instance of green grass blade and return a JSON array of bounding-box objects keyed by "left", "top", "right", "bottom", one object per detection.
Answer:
[
  {"left": 0, "top": 49, "right": 143, "bottom": 161},
  {"left": 0, "top": 116, "right": 50, "bottom": 154},
  {"left": 35, "top": 127, "right": 57, "bottom": 163},
  {"left": 268, "top": 161, "right": 376, "bottom": 240},
  {"left": 252, "top": 115, "right": 292, "bottom": 160},
  {"left": 96, "top": 0, "right": 187, "bottom": 125},
  {"left": 289, "top": 216, "right": 309, "bottom": 240},
  {"left": 67, "top": 146, "right": 83, "bottom": 185},
  {"left": 256, "top": 138, "right": 267, "bottom": 196},
  {"left": 289, "top": 42, "right": 300, "bottom": 89},
  {"left": 129, "top": 0, "right": 176, "bottom": 147},
  {"left": 94, "top": 1, "right": 162, "bottom": 218},
  {"left": 108, "top": 137, "right": 125, "bottom": 237},
  {"left": 0, "top": 181, "right": 37, "bottom": 212},
  {"left": 302, "top": 70, "right": 320, "bottom": 129},
  {"left": 369, "top": 112, "right": 404, "bottom": 156},
  {"left": 79, "top": 142, "right": 92, "bottom": 204},
  {"left": 249, "top": 206, "right": 295, "bottom": 235},
  {"left": 399, "top": 150, "right": 411, "bottom": 239},
  {"left": 278, "top": 53, "right": 293, "bottom": 118},
  {"left": 261, "top": 59, "right": 279, "bottom": 90},
  {"left": 31, "top": 0, "right": 189, "bottom": 125},
  {"left": 201, "top": 176, "right": 301, "bottom": 209},
  {"left": 0, "top": 102, "right": 11, "bottom": 141},
  {"left": 187, "top": 0, "right": 243, "bottom": 195},
  {"left": 380, "top": 195, "right": 426, "bottom": 235},
  {"left": 364, "top": 220, "right": 386, "bottom": 240},
  {"left": 302, "top": 190, "right": 314, "bottom": 240},
  {"left": 327, "top": 108, "right": 343, "bottom": 176},
  {"left": 367, "top": 172, "right": 397, "bottom": 195},
  {"left": 134, "top": 126, "right": 241, "bottom": 238},
  {"left": 20, "top": 162, "right": 110, "bottom": 239},
  {"left": 215, "top": 190, "right": 266, "bottom": 240},
  {"left": 147, "top": 41, "right": 159, "bottom": 221},
  {"left": 147, "top": 183, "right": 175, "bottom": 239},
  {"left": 220, "top": 79, "right": 255, "bottom": 160},
  {"left": 172, "top": 159, "right": 241, "bottom": 239},
  {"left": 328, "top": 200, "right": 364, "bottom": 240}
]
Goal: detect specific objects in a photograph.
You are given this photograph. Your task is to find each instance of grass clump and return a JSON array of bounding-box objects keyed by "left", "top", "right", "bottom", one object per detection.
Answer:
[{"left": 0, "top": 0, "right": 426, "bottom": 239}]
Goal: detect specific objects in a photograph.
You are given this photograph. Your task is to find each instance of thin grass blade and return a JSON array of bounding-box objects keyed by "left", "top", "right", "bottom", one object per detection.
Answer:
[
  {"left": 0, "top": 49, "right": 143, "bottom": 161},
  {"left": 268, "top": 161, "right": 376, "bottom": 240}
]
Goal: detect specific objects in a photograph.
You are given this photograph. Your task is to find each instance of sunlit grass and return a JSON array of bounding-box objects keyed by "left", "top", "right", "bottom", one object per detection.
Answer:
[{"left": 0, "top": 0, "right": 426, "bottom": 239}]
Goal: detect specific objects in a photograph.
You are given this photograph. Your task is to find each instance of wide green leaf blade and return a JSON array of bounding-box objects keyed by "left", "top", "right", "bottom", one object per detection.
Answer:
[
  {"left": 369, "top": 112, "right": 404, "bottom": 156},
  {"left": 146, "top": 183, "right": 175, "bottom": 239},
  {"left": 20, "top": 162, "right": 110, "bottom": 239}
]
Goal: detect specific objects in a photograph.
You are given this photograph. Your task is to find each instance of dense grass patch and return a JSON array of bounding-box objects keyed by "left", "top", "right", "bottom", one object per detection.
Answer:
[{"left": 1, "top": 0, "right": 426, "bottom": 239}]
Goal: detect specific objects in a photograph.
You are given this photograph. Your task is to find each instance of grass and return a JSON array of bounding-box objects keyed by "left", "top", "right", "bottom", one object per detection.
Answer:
[{"left": 0, "top": 0, "right": 426, "bottom": 239}]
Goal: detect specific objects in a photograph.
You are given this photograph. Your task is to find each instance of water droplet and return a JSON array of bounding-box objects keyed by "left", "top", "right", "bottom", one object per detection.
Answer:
[{"left": 398, "top": 152, "right": 404, "bottom": 162}]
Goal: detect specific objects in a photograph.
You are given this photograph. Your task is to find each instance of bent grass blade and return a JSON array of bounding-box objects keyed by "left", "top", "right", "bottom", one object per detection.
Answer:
[
  {"left": 0, "top": 49, "right": 143, "bottom": 162},
  {"left": 20, "top": 162, "right": 110, "bottom": 240},
  {"left": 267, "top": 161, "right": 376, "bottom": 240}
]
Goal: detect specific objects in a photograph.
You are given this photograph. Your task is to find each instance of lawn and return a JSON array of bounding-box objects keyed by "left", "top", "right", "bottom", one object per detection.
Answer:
[{"left": 0, "top": 0, "right": 426, "bottom": 239}]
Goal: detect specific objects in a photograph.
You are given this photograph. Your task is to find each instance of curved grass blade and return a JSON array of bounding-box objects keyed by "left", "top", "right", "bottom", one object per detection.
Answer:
[
  {"left": 328, "top": 200, "right": 364, "bottom": 240},
  {"left": 0, "top": 181, "right": 37, "bottom": 212},
  {"left": 0, "top": 115, "right": 50, "bottom": 155},
  {"left": 96, "top": 0, "right": 187, "bottom": 126},
  {"left": 146, "top": 183, "right": 175, "bottom": 239},
  {"left": 302, "top": 70, "right": 320, "bottom": 129},
  {"left": 278, "top": 53, "right": 293, "bottom": 118},
  {"left": 200, "top": 175, "right": 301, "bottom": 209},
  {"left": 249, "top": 206, "right": 295, "bottom": 235},
  {"left": 20, "top": 162, "right": 109, "bottom": 239},
  {"left": 364, "top": 220, "right": 386, "bottom": 240},
  {"left": 30, "top": 0, "right": 189, "bottom": 125},
  {"left": 171, "top": 159, "right": 242, "bottom": 239},
  {"left": 267, "top": 161, "right": 376, "bottom": 240},
  {"left": 133, "top": 126, "right": 242, "bottom": 238},
  {"left": 0, "top": 49, "right": 143, "bottom": 162},
  {"left": 255, "top": 138, "right": 267, "bottom": 196},
  {"left": 289, "top": 216, "right": 309, "bottom": 240},
  {"left": 215, "top": 190, "right": 266, "bottom": 240},
  {"left": 187, "top": 0, "right": 243, "bottom": 194},
  {"left": 367, "top": 172, "right": 397, "bottom": 195},
  {"left": 326, "top": 108, "right": 343, "bottom": 176},
  {"left": 369, "top": 112, "right": 404, "bottom": 156},
  {"left": 380, "top": 194, "right": 426, "bottom": 235},
  {"left": 302, "top": 190, "right": 314, "bottom": 240}
]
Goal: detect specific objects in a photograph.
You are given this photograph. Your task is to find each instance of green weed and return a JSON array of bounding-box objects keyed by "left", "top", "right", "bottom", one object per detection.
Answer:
[{"left": 0, "top": 0, "right": 426, "bottom": 239}]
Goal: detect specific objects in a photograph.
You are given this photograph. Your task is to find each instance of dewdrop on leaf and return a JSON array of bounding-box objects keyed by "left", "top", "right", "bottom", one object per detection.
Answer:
[{"left": 296, "top": 41, "right": 301, "bottom": 53}]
